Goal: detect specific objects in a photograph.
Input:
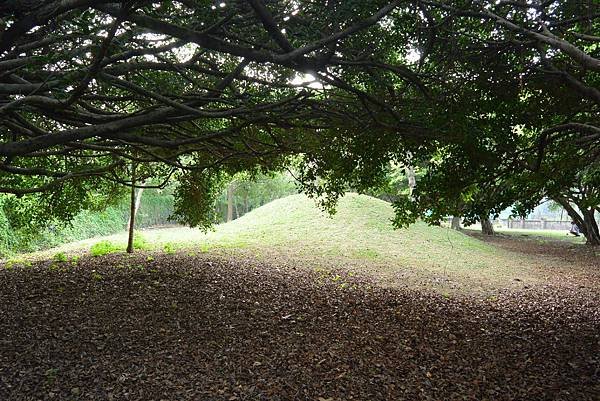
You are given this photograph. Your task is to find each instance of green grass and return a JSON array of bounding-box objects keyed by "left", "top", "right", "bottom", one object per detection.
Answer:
[
  {"left": 10, "top": 194, "right": 587, "bottom": 294},
  {"left": 463, "top": 225, "right": 585, "bottom": 243},
  {"left": 89, "top": 232, "right": 150, "bottom": 256},
  {"left": 53, "top": 252, "right": 68, "bottom": 262},
  {"left": 90, "top": 240, "right": 122, "bottom": 257},
  {"left": 497, "top": 228, "right": 585, "bottom": 242}
]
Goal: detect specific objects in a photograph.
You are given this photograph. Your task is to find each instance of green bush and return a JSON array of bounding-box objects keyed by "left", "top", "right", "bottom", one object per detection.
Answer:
[
  {"left": 133, "top": 189, "right": 175, "bottom": 228},
  {"left": 163, "top": 242, "right": 176, "bottom": 254},
  {"left": 0, "top": 187, "right": 175, "bottom": 256}
]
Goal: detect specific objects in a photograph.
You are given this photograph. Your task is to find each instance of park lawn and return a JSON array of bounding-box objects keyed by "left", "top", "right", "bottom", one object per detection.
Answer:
[
  {"left": 463, "top": 226, "right": 586, "bottom": 243},
  {"left": 9, "top": 194, "right": 595, "bottom": 296}
]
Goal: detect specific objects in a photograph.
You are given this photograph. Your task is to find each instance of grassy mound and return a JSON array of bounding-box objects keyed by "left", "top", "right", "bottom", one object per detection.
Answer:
[
  {"left": 141, "top": 194, "right": 536, "bottom": 292},
  {"left": 198, "top": 193, "right": 495, "bottom": 259},
  {"left": 14, "top": 193, "right": 560, "bottom": 293}
]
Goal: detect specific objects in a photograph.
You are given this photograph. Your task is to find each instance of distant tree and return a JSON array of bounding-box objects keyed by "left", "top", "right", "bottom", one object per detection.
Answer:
[
  {"left": 218, "top": 172, "right": 297, "bottom": 222},
  {"left": 480, "top": 216, "right": 495, "bottom": 236},
  {"left": 450, "top": 216, "right": 461, "bottom": 231}
]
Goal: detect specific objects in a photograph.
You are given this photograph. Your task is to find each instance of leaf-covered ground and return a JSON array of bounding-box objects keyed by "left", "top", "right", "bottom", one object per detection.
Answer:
[{"left": 1, "top": 252, "right": 599, "bottom": 400}]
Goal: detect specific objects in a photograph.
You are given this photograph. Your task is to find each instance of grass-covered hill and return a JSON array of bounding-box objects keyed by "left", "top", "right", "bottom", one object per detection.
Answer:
[{"left": 16, "top": 193, "right": 585, "bottom": 294}]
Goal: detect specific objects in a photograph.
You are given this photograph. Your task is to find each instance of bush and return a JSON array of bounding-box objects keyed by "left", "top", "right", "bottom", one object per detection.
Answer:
[
  {"left": 0, "top": 209, "right": 14, "bottom": 257},
  {"left": 0, "top": 184, "right": 173, "bottom": 253},
  {"left": 0, "top": 187, "right": 175, "bottom": 256}
]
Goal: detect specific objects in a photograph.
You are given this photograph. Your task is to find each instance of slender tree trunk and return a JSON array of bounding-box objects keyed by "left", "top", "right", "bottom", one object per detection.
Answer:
[
  {"left": 404, "top": 165, "right": 416, "bottom": 196},
  {"left": 243, "top": 192, "right": 248, "bottom": 215},
  {"left": 227, "top": 183, "right": 234, "bottom": 222},
  {"left": 126, "top": 173, "right": 137, "bottom": 254},
  {"left": 480, "top": 215, "right": 495, "bottom": 235},
  {"left": 451, "top": 216, "right": 461, "bottom": 230},
  {"left": 126, "top": 187, "right": 144, "bottom": 228}
]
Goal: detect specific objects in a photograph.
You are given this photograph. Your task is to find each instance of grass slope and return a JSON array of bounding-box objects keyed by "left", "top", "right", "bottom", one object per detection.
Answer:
[{"left": 18, "top": 193, "right": 567, "bottom": 295}]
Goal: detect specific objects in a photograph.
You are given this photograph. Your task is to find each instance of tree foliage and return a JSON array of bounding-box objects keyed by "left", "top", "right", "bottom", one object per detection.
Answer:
[{"left": 0, "top": 1, "right": 598, "bottom": 242}]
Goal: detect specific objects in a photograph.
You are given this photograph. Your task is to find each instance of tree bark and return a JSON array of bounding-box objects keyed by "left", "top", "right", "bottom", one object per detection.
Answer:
[
  {"left": 126, "top": 174, "right": 137, "bottom": 254},
  {"left": 404, "top": 165, "right": 416, "bottom": 196},
  {"left": 480, "top": 215, "right": 495, "bottom": 235},
  {"left": 582, "top": 209, "right": 600, "bottom": 246},
  {"left": 226, "top": 183, "right": 234, "bottom": 222},
  {"left": 126, "top": 187, "right": 144, "bottom": 228},
  {"left": 555, "top": 197, "right": 600, "bottom": 246},
  {"left": 451, "top": 216, "right": 461, "bottom": 230}
]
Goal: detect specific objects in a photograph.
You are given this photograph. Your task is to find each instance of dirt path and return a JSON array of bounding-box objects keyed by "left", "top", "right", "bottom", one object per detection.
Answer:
[
  {"left": 468, "top": 233, "right": 600, "bottom": 287},
  {"left": 1, "top": 252, "right": 598, "bottom": 400}
]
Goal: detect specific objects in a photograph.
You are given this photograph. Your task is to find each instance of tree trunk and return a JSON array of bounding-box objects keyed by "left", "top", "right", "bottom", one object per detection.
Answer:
[
  {"left": 126, "top": 175, "right": 137, "bottom": 254},
  {"left": 480, "top": 215, "right": 495, "bottom": 235},
  {"left": 227, "top": 183, "right": 234, "bottom": 222},
  {"left": 404, "top": 165, "right": 416, "bottom": 196},
  {"left": 126, "top": 187, "right": 144, "bottom": 228},
  {"left": 582, "top": 209, "right": 600, "bottom": 246},
  {"left": 243, "top": 192, "right": 248, "bottom": 215},
  {"left": 555, "top": 197, "right": 600, "bottom": 246},
  {"left": 451, "top": 216, "right": 461, "bottom": 230}
]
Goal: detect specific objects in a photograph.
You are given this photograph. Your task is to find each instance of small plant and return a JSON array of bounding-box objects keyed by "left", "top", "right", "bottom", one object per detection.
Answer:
[
  {"left": 53, "top": 252, "right": 68, "bottom": 262},
  {"left": 163, "top": 242, "right": 176, "bottom": 254},
  {"left": 146, "top": 255, "right": 155, "bottom": 262},
  {"left": 48, "top": 263, "right": 62, "bottom": 272},
  {"left": 133, "top": 233, "right": 149, "bottom": 250},
  {"left": 4, "top": 259, "right": 31, "bottom": 270},
  {"left": 90, "top": 240, "right": 121, "bottom": 257}
]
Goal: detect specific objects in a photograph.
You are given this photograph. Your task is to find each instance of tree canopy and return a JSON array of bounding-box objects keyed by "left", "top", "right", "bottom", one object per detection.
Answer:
[{"left": 0, "top": 1, "right": 598, "bottom": 241}]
